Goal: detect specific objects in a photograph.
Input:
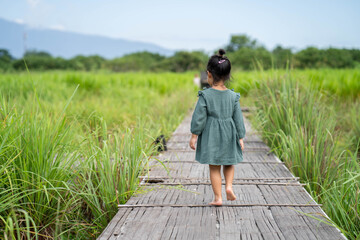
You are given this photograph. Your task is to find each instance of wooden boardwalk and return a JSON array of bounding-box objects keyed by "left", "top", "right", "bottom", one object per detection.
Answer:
[{"left": 98, "top": 112, "right": 347, "bottom": 240}]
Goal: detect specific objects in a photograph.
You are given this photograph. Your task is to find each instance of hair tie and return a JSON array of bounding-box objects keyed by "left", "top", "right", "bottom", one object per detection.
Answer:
[{"left": 218, "top": 59, "right": 225, "bottom": 64}]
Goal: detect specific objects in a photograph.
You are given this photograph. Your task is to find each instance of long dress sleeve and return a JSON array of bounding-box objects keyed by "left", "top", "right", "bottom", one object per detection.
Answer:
[
  {"left": 190, "top": 91, "right": 207, "bottom": 135},
  {"left": 232, "top": 93, "right": 246, "bottom": 139}
]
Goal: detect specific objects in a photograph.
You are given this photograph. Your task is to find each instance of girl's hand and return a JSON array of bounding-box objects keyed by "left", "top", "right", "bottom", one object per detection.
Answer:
[
  {"left": 189, "top": 134, "right": 198, "bottom": 150},
  {"left": 239, "top": 138, "right": 244, "bottom": 151}
]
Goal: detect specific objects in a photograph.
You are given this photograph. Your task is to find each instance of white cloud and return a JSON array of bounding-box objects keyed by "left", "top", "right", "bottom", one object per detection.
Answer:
[
  {"left": 14, "top": 18, "right": 25, "bottom": 24},
  {"left": 49, "top": 24, "right": 65, "bottom": 31}
]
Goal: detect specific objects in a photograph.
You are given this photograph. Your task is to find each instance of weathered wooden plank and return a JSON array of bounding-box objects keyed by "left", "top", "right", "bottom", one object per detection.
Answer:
[
  {"left": 140, "top": 176, "right": 300, "bottom": 181},
  {"left": 141, "top": 177, "right": 301, "bottom": 186},
  {"left": 125, "top": 184, "right": 265, "bottom": 206},
  {"left": 97, "top": 208, "right": 132, "bottom": 240},
  {"left": 163, "top": 207, "right": 217, "bottom": 239},
  {"left": 107, "top": 207, "right": 144, "bottom": 240},
  {"left": 141, "top": 182, "right": 304, "bottom": 186},
  {"left": 148, "top": 161, "right": 294, "bottom": 179},
  {"left": 121, "top": 184, "right": 322, "bottom": 207},
  {"left": 162, "top": 160, "right": 284, "bottom": 164},
  {"left": 217, "top": 206, "right": 286, "bottom": 240},
  {"left": 156, "top": 151, "right": 282, "bottom": 164},
  {"left": 130, "top": 207, "right": 172, "bottom": 239},
  {"left": 259, "top": 185, "right": 318, "bottom": 205},
  {"left": 270, "top": 206, "right": 345, "bottom": 240},
  {"left": 118, "top": 203, "right": 322, "bottom": 208},
  {"left": 102, "top": 206, "right": 341, "bottom": 240}
]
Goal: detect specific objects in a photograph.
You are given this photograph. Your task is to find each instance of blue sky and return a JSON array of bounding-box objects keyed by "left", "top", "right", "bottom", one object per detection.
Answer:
[{"left": 1, "top": 0, "right": 359, "bottom": 52}]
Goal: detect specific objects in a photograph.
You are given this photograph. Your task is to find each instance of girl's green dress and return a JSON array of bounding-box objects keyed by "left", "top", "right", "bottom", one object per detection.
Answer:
[{"left": 190, "top": 87, "right": 246, "bottom": 165}]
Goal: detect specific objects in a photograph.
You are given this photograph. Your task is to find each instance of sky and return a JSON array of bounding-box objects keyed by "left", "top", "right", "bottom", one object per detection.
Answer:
[{"left": 1, "top": 0, "right": 360, "bottom": 53}]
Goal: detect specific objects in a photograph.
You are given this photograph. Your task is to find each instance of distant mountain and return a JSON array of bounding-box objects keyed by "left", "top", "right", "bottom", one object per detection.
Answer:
[{"left": 0, "top": 18, "right": 174, "bottom": 59}]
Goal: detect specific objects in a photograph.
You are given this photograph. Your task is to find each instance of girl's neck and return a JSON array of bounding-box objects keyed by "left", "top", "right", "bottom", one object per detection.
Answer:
[{"left": 211, "top": 82, "right": 227, "bottom": 90}]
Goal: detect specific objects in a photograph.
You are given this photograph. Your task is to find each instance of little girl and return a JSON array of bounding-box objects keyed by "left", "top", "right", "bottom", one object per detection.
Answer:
[{"left": 189, "top": 49, "right": 246, "bottom": 206}]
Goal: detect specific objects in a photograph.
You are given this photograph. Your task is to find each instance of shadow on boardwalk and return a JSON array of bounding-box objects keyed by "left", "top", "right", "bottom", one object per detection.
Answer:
[{"left": 98, "top": 112, "right": 347, "bottom": 240}]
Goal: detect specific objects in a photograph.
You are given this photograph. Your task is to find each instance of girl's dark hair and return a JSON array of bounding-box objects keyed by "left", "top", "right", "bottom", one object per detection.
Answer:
[{"left": 207, "top": 49, "right": 231, "bottom": 84}]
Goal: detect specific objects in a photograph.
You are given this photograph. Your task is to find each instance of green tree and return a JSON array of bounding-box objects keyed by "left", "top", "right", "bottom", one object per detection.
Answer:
[
  {"left": 349, "top": 49, "right": 360, "bottom": 62},
  {"left": 229, "top": 47, "right": 272, "bottom": 70},
  {"left": 0, "top": 49, "right": 13, "bottom": 71},
  {"left": 157, "top": 51, "right": 208, "bottom": 72},
  {"left": 225, "top": 34, "right": 259, "bottom": 52},
  {"left": 106, "top": 52, "right": 165, "bottom": 72},
  {"left": 349, "top": 49, "right": 360, "bottom": 68},
  {"left": 294, "top": 47, "right": 325, "bottom": 69},
  {"left": 228, "top": 48, "right": 255, "bottom": 70},
  {"left": 272, "top": 45, "right": 293, "bottom": 68},
  {"left": 323, "top": 48, "right": 353, "bottom": 68},
  {"left": 14, "top": 50, "right": 51, "bottom": 70},
  {"left": 69, "top": 55, "right": 106, "bottom": 71},
  {"left": 13, "top": 49, "right": 70, "bottom": 71},
  {"left": 254, "top": 47, "right": 273, "bottom": 69}
]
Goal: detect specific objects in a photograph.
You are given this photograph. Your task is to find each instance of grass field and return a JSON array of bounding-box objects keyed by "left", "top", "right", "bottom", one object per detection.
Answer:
[
  {"left": 0, "top": 69, "right": 359, "bottom": 239},
  {"left": 230, "top": 69, "right": 360, "bottom": 240},
  {"left": 0, "top": 71, "right": 197, "bottom": 239}
]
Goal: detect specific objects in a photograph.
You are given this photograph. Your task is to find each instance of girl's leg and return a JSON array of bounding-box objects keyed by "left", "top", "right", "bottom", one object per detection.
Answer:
[
  {"left": 223, "top": 165, "right": 236, "bottom": 201},
  {"left": 209, "top": 164, "right": 222, "bottom": 205}
]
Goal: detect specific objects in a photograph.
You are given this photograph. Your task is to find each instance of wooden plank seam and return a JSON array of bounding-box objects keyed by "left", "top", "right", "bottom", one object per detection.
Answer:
[
  {"left": 161, "top": 160, "right": 285, "bottom": 164},
  {"left": 117, "top": 203, "right": 322, "bottom": 208},
  {"left": 138, "top": 176, "right": 300, "bottom": 180},
  {"left": 141, "top": 182, "right": 305, "bottom": 186}
]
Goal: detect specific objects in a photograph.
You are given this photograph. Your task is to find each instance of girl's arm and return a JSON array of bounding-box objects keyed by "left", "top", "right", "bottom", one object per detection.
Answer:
[
  {"left": 190, "top": 92, "right": 207, "bottom": 135},
  {"left": 189, "top": 92, "right": 207, "bottom": 150},
  {"left": 233, "top": 93, "right": 246, "bottom": 139}
]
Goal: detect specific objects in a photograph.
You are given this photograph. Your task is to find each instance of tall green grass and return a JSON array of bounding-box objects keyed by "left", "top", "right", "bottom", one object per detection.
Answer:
[
  {"left": 0, "top": 97, "right": 82, "bottom": 238},
  {"left": 231, "top": 68, "right": 360, "bottom": 99},
  {"left": 231, "top": 68, "right": 360, "bottom": 152},
  {"left": 347, "top": 102, "right": 360, "bottom": 154},
  {"left": 0, "top": 71, "right": 197, "bottom": 239},
  {"left": 247, "top": 70, "right": 359, "bottom": 239}
]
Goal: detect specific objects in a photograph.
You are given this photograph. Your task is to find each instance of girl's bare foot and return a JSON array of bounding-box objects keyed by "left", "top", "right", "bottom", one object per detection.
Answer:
[
  {"left": 209, "top": 199, "right": 222, "bottom": 206},
  {"left": 226, "top": 188, "right": 236, "bottom": 201}
]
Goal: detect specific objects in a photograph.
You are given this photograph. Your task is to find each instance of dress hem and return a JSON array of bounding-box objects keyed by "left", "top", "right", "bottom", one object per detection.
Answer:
[{"left": 195, "top": 158, "right": 243, "bottom": 165}]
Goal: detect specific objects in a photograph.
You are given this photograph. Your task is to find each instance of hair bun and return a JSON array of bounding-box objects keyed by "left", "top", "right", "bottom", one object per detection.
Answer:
[{"left": 218, "top": 49, "right": 226, "bottom": 57}]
